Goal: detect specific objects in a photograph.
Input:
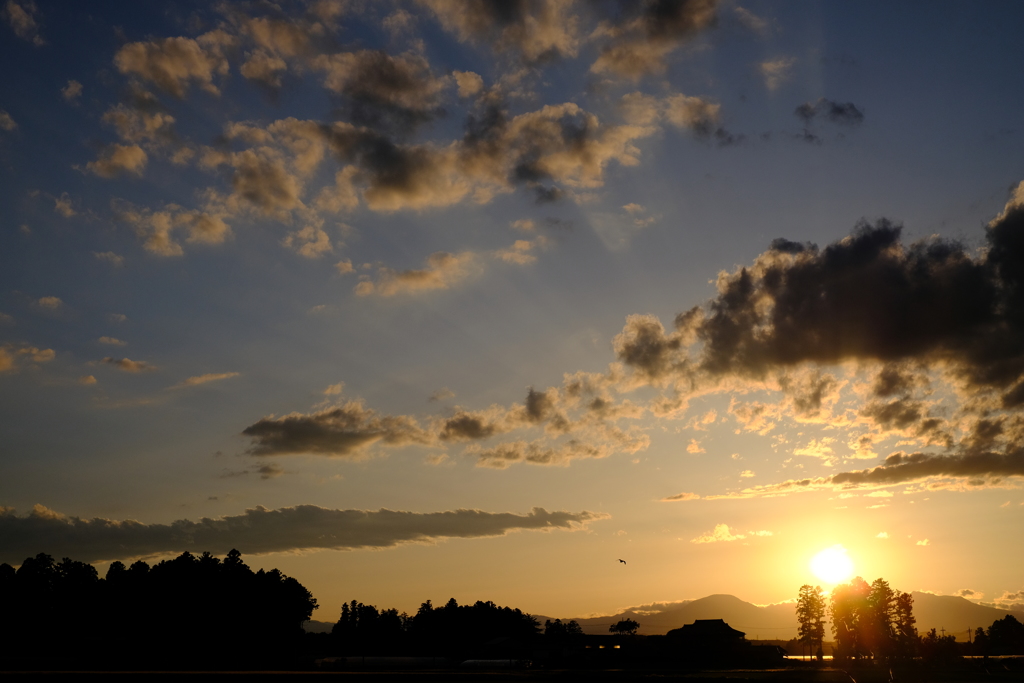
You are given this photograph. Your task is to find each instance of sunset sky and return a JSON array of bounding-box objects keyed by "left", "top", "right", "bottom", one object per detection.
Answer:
[{"left": 2, "top": 0, "right": 1023, "bottom": 623}]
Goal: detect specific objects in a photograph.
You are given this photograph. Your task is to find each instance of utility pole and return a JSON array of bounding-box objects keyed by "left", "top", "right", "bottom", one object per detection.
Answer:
[{"left": 940, "top": 627, "right": 946, "bottom": 638}]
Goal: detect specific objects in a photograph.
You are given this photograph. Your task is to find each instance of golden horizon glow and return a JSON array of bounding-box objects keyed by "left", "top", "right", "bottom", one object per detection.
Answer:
[{"left": 810, "top": 545, "right": 855, "bottom": 585}]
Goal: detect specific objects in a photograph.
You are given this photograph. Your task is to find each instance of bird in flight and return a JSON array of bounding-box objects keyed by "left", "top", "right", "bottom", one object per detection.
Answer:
[{"left": 618, "top": 559, "right": 627, "bottom": 565}]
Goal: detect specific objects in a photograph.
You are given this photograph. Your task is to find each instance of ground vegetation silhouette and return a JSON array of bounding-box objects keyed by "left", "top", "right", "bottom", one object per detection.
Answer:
[
  {"left": 3, "top": 552, "right": 1023, "bottom": 673},
  {"left": 0, "top": 550, "right": 316, "bottom": 669}
]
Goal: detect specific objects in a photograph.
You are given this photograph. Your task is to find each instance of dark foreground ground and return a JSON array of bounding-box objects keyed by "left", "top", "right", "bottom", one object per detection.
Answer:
[{"left": 1, "top": 665, "right": 1023, "bottom": 683}]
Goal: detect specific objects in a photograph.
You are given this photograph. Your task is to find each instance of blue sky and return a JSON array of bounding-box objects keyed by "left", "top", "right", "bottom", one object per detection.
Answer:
[{"left": 2, "top": 0, "right": 1023, "bottom": 620}]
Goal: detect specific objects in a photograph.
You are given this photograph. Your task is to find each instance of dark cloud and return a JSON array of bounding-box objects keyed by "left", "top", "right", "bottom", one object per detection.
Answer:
[
  {"left": 591, "top": 0, "right": 718, "bottom": 78},
  {"left": 242, "top": 401, "right": 431, "bottom": 456},
  {"left": 795, "top": 98, "right": 864, "bottom": 126},
  {"left": 613, "top": 314, "right": 686, "bottom": 382},
  {"left": 0, "top": 504, "right": 608, "bottom": 564},
  {"left": 534, "top": 185, "right": 563, "bottom": 203},
  {"left": 861, "top": 398, "right": 924, "bottom": 431},
  {"left": 321, "top": 99, "right": 652, "bottom": 210},
  {"left": 768, "top": 238, "right": 815, "bottom": 254},
  {"left": 872, "top": 364, "right": 918, "bottom": 397},
  {"left": 420, "top": 0, "right": 580, "bottom": 63},
  {"left": 684, "top": 214, "right": 1024, "bottom": 390},
  {"left": 439, "top": 412, "right": 502, "bottom": 441},
  {"left": 830, "top": 449, "right": 1024, "bottom": 487},
  {"left": 314, "top": 50, "right": 448, "bottom": 135},
  {"left": 639, "top": 215, "right": 1024, "bottom": 394}
]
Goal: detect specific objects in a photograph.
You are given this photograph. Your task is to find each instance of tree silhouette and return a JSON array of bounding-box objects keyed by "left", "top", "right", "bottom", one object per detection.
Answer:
[
  {"left": 609, "top": 618, "right": 640, "bottom": 636},
  {"left": 830, "top": 576, "right": 871, "bottom": 660},
  {"left": 2, "top": 549, "right": 317, "bottom": 669},
  {"left": 827, "top": 576, "right": 916, "bottom": 662},
  {"left": 893, "top": 591, "right": 917, "bottom": 658},
  {"left": 333, "top": 596, "right": 540, "bottom": 658},
  {"left": 988, "top": 614, "right": 1024, "bottom": 654},
  {"left": 796, "top": 584, "right": 826, "bottom": 659}
]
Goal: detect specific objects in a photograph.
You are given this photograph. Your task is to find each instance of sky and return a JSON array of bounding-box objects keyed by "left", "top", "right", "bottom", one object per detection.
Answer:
[{"left": 2, "top": 0, "right": 1024, "bottom": 624}]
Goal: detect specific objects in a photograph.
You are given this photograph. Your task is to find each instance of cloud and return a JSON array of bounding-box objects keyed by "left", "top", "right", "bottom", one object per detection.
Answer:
[
  {"left": 86, "top": 143, "right": 149, "bottom": 178},
  {"left": 661, "top": 491, "right": 700, "bottom": 502},
  {"left": 102, "top": 357, "right": 157, "bottom": 373},
  {"left": 113, "top": 200, "right": 231, "bottom": 256},
  {"left": 113, "top": 32, "right": 232, "bottom": 98},
  {"left": 686, "top": 438, "right": 705, "bottom": 453},
  {"left": 169, "top": 372, "right": 240, "bottom": 389},
  {"left": 691, "top": 523, "right": 746, "bottom": 544},
  {"left": 0, "top": 344, "right": 54, "bottom": 372},
  {"left": 3, "top": 0, "right": 44, "bottom": 46},
  {"left": 829, "top": 450, "right": 1024, "bottom": 489},
  {"left": 61, "top": 79, "right": 82, "bottom": 102},
  {"left": 733, "top": 6, "right": 769, "bottom": 35},
  {"left": 956, "top": 589, "right": 983, "bottom": 599},
  {"left": 255, "top": 463, "right": 284, "bottom": 479},
  {"left": 98, "top": 337, "right": 126, "bottom": 346},
  {"left": 243, "top": 400, "right": 432, "bottom": 457},
  {"left": 429, "top": 387, "right": 455, "bottom": 402},
  {"left": 53, "top": 193, "right": 76, "bottom": 217},
  {"left": 421, "top": 0, "right": 580, "bottom": 63},
  {"left": 282, "top": 223, "right": 333, "bottom": 258},
  {"left": 795, "top": 98, "right": 864, "bottom": 126},
  {"left": 454, "top": 70, "right": 484, "bottom": 98},
  {"left": 876, "top": 531, "right": 889, "bottom": 539},
  {"left": 323, "top": 382, "right": 344, "bottom": 396},
  {"left": 0, "top": 110, "right": 16, "bottom": 131},
  {"left": 78, "top": 375, "right": 97, "bottom": 385},
  {"left": 313, "top": 50, "right": 449, "bottom": 135},
  {"left": 93, "top": 251, "right": 124, "bottom": 267},
  {"left": 382, "top": 9, "right": 416, "bottom": 37},
  {"left": 620, "top": 91, "right": 736, "bottom": 144},
  {"left": 622, "top": 201, "right": 1024, "bottom": 392},
  {"left": 101, "top": 102, "right": 177, "bottom": 146},
  {"left": 494, "top": 238, "right": 546, "bottom": 265},
  {"left": 34, "top": 296, "right": 62, "bottom": 310},
  {"left": 590, "top": 0, "right": 718, "bottom": 79},
  {"left": 759, "top": 57, "right": 795, "bottom": 90},
  {"left": 0, "top": 503, "right": 609, "bottom": 564},
  {"left": 916, "top": 539, "right": 930, "bottom": 546},
  {"left": 355, "top": 251, "right": 479, "bottom": 296},
  {"left": 470, "top": 439, "right": 613, "bottom": 469}
]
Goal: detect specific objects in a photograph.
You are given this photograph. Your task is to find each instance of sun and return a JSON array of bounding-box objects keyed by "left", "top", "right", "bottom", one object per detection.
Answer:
[{"left": 810, "top": 545, "right": 855, "bottom": 585}]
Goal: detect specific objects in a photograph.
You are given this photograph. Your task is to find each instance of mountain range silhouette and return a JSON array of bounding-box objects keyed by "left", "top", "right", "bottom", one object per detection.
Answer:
[{"left": 304, "top": 593, "right": 1024, "bottom": 640}]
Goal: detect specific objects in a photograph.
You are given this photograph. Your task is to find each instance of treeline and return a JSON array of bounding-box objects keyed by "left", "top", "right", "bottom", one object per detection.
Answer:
[
  {"left": 798, "top": 577, "right": 1024, "bottom": 662},
  {"left": 0, "top": 550, "right": 317, "bottom": 668},
  {"left": 315, "top": 596, "right": 583, "bottom": 658},
  {"left": 973, "top": 615, "right": 1024, "bottom": 656}
]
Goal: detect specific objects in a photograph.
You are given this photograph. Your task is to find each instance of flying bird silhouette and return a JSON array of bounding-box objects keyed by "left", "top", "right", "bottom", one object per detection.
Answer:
[{"left": 618, "top": 559, "right": 626, "bottom": 564}]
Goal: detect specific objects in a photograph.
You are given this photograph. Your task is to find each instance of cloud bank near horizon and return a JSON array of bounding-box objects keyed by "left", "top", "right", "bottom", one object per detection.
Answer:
[{"left": 0, "top": 504, "right": 609, "bottom": 565}]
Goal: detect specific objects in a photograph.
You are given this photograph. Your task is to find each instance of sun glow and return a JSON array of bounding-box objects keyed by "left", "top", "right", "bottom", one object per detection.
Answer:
[{"left": 810, "top": 545, "right": 855, "bottom": 585}]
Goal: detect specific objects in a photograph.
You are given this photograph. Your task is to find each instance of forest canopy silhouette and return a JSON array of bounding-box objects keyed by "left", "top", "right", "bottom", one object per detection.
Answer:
[
  {"left": 0, "top": 550, "right": 317, "bottom": 669},
  {"left": 3, "top": 551, "right": 1023, "bottom": 671}
]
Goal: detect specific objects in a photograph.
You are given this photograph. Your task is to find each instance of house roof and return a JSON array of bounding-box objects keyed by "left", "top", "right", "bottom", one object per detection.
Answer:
[{"left": 666, "top": 619, "right": 746, "bottom": 640}]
